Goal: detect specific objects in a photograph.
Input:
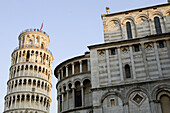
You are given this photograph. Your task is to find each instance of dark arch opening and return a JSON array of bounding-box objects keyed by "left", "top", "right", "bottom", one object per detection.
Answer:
[
  {"left": 26, "top": 51, "right": 30, "bottom": 62},
  {"left": 75, "top": 81, "right": 82, "bottom": 107}
]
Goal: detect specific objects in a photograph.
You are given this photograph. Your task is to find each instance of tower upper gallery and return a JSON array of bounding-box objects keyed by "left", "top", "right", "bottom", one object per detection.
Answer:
[{"left": 18, "top": 29, "right": 50, "bottom": 52}]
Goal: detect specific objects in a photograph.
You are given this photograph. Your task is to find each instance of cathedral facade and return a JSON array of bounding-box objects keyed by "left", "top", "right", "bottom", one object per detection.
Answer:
[{"left": 54, "top": 2, "right": 170, "bottom": 113}]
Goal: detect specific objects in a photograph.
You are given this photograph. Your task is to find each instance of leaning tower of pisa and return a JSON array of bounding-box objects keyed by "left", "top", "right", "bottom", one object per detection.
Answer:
[{"left": 4, "top": 29, "right": 53, "bottom": 113}]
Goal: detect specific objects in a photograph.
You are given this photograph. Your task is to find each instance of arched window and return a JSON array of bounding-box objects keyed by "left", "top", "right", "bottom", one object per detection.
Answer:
[
  {"left": 41, "top": 43, "right": 44, "bottom": 49},
  {"left": 126, "top": 22, "right": 132, "bottom": 39},
  {"left": 83, "top": 79, "right": 92, "bottom": 106},
  {"left": 154, "top": 17, "right": 162, "bottom": 34},
  {"left": 125, "top": 64, "right": 131, "bottom": 78},
  {"left": 160, "top": 94, "right": 170, "bottom": 113}
]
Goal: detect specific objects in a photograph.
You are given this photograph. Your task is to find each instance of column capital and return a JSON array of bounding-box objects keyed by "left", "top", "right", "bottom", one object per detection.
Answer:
[
  {"left": 79, "top": 60, "right": 82, "bottom": 63},
  {"left": 80, "top": 83, "right": 84, "bottom": 88},
  {"left": 117, "top": 46, "right": 121, "bottom": 48},
  {"left": 140, "top": 42, "right": 145, "bottom": 45},
  {"left": 71, "top": 86, "right": 75, "bottom": 89}
]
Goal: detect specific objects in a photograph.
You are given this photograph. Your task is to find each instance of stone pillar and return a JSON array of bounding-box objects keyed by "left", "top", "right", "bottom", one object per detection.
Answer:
[
  {"left": 17, "top": 53, "right": 19, "bottom": 64},
  {"left": 129, "top": 46, "right": 136, "bottom": 80},
  {"left": 150, "top": 20, "right": 155, "bottom": 34},
  {"left": 141, "top": 42, "right": 149, "bottom": 78},
  {"left": 72, "top": 63, "right": 74, "bottom": 75},
  {"left": 72, "top": 86, "right": 75, "bottom": 108},
  {"left": 154, "top": 42, "right": 162, "bottom": 77},
  {"left": 105, "top": 49, "right": 111, "bottom": 84},
  {"left": 149, "top": 19, "right": 153, "bottom": 35},
  {"left": 19, "top": 95, "right": 21, "bottom": 108},
  {"left": 150, "top": 100, "right": 156, "bottom": 113},
  {"left": 81, "top": 84, "right": 84, "bottom": 107},
  {"left": 58, "top": 72, "right": 60, "bottom": 81},
  {"left": 87, "top": 59, "right": 90, "bottom": 71},
  {"left": 66, "top": 66, "right": 68, "bottom": 77},
  {"left": 62, "top": 93, "right": 64, "bottom": 111},
  {"left": 66, "top": 89, "right": 69, "bottom": 109},
  {"left": 118, "top": 47, "right": 124, "bottom": 81},
  {"left": 154, "top": 101, "right": 162, "bottom": 113},
  {"left": 58, "top": 95, "right": 60, "bottom": 113},
  {"left": 79, "top": 60, "right": 82, "bottom": 73},
  {"left": 123, "top": 103, "right": 129, "bottom": 113},
  {"left": 61, "top": 69, "right": 63, "bottom": 78},
  {"left": 165, "top": 40, "right": 170, "bottom": 59},
  {"left": 162, "top": 16, "right": 167, "bottom": 33}
]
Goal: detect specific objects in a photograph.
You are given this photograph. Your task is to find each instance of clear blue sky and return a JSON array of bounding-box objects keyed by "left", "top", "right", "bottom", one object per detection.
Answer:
[{"left": 0, "top": 0, "right": 167, "bottom": 112}]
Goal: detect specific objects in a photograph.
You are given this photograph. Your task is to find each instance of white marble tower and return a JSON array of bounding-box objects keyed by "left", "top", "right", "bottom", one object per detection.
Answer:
[{"left": 4, "top": 29, "right": 53, "bottom": 113}]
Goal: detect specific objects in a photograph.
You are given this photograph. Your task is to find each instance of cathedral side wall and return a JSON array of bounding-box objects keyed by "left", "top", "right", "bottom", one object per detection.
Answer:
[
  {"left": 89, "top": 34, "right": 170, "bottom": 113},
  {"left": 102, "top": 4, "right": 170, "bottom": 42}
]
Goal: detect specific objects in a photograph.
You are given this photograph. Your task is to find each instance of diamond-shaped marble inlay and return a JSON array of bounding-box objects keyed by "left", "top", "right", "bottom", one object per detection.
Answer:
[
  {"left": 132, "top": 94, "right": 143, "bottom": 104},
  {"left": 130, "top": 93, "right": 146, "bottom": 106}
]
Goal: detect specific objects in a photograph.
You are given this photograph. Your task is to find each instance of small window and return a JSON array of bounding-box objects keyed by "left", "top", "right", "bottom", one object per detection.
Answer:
[
  {"left": 134, "top": 44, "right": 140, "bottom": 52},
  {"left": 158, "top": 41, "right": 164, "bottom": 48},
  {"left": 41, "top": 43, "right": 44, "bottom": 49},
  {"left": 126, "top": 22, "right": 133, "bottom": 39},
  {"left": 110, "top": 98, "right": 116, "bottom": 107},
  {"left": 154, "top": 17, "right": 162, "bottom": 34},
  {"left": 125, "top": 64, "right": 131, "bottom": 78},
  {"left": 111, "top": 48, "right": 116, "bottom": 55}
]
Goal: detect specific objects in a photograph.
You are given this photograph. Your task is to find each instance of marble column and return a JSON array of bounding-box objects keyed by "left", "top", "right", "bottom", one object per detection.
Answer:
[
  {"left": 72, "top": 86, "right": 75, "bottom": 108},
  {"left": 66, "top": 66, "right": 68, "bottom": 77},
  {"left": 118, "top": 47, "right": 124, "bottom": 81},
  {"left": 72, "top": 63, "right": 75, "bottom": 75},
  {"left": 81, "top": 84, "right": 84, "bottom": 107},
  {"left": 79, "top": 60, "right": 82, "bottom": 73},
  {"left": 62, "top": 93, "right": 64, "bottom": 111},
  {"left": 58, "top": 72, "right": 60, "bottom": 81},
  {"left": 154, "top": 42, "right": 162, "bottom": 77},
  {"left": 129, "top": 46, "right": 136, "bottom": 80},
  {"left": 141, "top": 42, "right": 149, "bottom": 78},
  {"left": 66, "top": 89, "right": 69, "bottom": 109},
  {"left": 87, "top": 59, "right": 90, "bottom": 71},
  {"left": 105, "top": 49, "right": 111, "bottom": 84},
  {"left": 123, "top": 103, "right": 129, "bottom": 113},
  {"left": 61, "top": 69, "right": 63, "bottom": 78}
]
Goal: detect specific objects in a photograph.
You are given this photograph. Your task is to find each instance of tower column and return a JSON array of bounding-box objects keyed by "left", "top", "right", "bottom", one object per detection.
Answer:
[
  {"left": 79, "top": 60, "right": 82, "bottom": 73},
  {"left": 72, "top": 62, "right": 75, "bottom": 75},
  {"left": 87, "top": 58, "right": 90, "bottom": 71},
  {"left": 66, "top": 66, "right": 68, "bottom": 77}
]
